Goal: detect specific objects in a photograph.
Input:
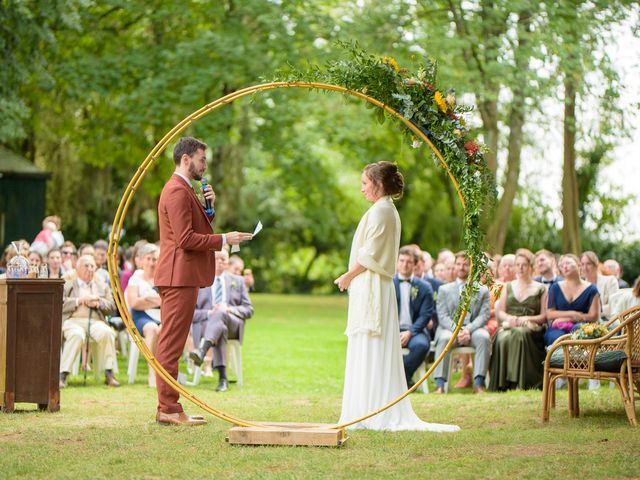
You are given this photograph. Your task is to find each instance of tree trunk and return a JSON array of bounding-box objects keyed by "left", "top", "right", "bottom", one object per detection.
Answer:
[
  {"left": 485, "top": 11, "right": 531, "bottom": 253},
  {"left": 478, "top": 100, "right": 499, "bottom": 177},
  {"left": 562, "top": 76, "right": 581, "bottom": 254},
  {"left": 486, "top": 98, "right": 525, "bottom": 253}
]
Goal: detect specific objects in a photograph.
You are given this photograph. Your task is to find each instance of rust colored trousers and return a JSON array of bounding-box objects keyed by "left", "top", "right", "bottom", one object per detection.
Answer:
[{"left": 155, "top": 286, "right": 199, "bottom": 414}]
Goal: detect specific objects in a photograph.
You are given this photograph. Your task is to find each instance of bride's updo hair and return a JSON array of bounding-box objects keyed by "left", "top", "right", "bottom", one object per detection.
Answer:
[{"left": 364, "top": 161, "right": 404, "bottom": 199}]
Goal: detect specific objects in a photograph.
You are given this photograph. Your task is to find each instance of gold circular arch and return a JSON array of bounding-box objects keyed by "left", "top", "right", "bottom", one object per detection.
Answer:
[{"left": 106, "top": 81, "right": 475, "bottom": 430}]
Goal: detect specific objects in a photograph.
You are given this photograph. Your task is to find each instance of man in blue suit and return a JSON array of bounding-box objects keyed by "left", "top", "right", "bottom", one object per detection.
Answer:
[{"left": 394, "top": 246, "right": 434, "bottom": 388}]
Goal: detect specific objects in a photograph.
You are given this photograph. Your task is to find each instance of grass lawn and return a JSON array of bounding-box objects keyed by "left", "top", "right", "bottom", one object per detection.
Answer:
[{"left": 1, "top": 293, "right": 639, "bottom": 479}]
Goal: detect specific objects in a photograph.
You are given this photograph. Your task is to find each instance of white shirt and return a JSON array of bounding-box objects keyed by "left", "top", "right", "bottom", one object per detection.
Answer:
[
  {"left": 174, "top": 172, "right": 193, "bottom": 188},
  {"left": 398, "top": 276, "right": 412, "bottom": 329}
]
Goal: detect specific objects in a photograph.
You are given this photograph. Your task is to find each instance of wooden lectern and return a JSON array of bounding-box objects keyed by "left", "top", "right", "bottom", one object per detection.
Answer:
[{"left": 0, "top": 278, "right": 64, "bottom": 412}]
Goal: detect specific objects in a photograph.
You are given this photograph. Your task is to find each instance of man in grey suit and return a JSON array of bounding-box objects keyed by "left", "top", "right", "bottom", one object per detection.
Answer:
[
  {"left": 433, "top": 251, "right": 490, "bottom": 394},
  {"left": 189, "top": 249, "right": 254, "bottom": 391}
]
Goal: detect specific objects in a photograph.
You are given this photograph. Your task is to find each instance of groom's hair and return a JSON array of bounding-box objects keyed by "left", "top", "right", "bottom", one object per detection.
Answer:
[{"left": 173, "top": 137, "right": 207, "bottom": 165}]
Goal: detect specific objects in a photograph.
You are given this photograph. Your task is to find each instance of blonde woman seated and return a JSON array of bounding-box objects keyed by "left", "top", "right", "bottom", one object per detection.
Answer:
[
  {"left": 489, "top": 249, "right": 547, "bottom": 391},
  {"left": 125, "top": 243, "right": 161, "bottom": 387},
  {"left": 543, "top": 254, "right": 601, "bottom": 346}
]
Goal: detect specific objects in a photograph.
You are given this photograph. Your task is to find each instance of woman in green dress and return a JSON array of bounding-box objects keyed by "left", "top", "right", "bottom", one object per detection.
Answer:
[{"left": 489, "top": 248, "right": 548, "bottom": 391}]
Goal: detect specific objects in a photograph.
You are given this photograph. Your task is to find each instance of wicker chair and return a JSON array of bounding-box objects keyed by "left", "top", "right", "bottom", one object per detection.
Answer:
[{"left": 541, "top": 305, "right": 640, "bottom": 426}]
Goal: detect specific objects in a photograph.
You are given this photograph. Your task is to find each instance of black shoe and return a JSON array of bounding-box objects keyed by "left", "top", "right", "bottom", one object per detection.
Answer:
[
  {"left": 189, "top": 350, "right": 204, "bottom": 367},
  {"left": 215, "top": 379, "right": 228, "bottom": 392},
  {"left": 189, "top": 339, "right": 212, "bottom": 367}
]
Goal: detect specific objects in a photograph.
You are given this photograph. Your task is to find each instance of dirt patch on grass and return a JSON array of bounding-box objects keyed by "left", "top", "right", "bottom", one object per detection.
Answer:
[{"left": 0, "top": 431, "right": 22, "bottom": 441}]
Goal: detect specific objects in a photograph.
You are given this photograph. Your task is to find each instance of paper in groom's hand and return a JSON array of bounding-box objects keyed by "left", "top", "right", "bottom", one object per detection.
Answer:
[{"left": 231, "top": 221, "right": 262, "bottom": 253}]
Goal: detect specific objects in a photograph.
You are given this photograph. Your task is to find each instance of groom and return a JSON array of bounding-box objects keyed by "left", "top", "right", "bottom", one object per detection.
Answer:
[
  {"left": 154, "top": 137, "right": 252, "bottom": 426},
  {"left": 393, "top": 246, "right": 434, "bottom": 389}
]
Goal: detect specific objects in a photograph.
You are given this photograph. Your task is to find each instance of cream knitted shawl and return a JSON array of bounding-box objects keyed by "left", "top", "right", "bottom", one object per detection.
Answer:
[{"left": 346, "top": 196, "right": 400, "bottom": 336}]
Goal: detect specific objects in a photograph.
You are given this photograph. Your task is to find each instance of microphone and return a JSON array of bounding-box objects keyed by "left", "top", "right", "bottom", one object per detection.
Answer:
[{"left": 200, "top": 177, "right": 214, "bottom": 216}]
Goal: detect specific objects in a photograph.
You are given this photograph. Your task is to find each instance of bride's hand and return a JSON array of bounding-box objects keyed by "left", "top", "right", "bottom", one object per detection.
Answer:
[{"left": 334, "top": 273, "right": 351, "bottom": 292}]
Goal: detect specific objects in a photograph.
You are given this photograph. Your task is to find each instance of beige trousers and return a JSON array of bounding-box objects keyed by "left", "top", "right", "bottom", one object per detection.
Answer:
[{"left": 60, "top": 318, "right": 116, "bottom": 374}]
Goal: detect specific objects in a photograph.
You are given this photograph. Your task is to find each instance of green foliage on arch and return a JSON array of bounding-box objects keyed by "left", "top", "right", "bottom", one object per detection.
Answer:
[{"left": 274, "top": 42, "right": 497, "bottom": 297}]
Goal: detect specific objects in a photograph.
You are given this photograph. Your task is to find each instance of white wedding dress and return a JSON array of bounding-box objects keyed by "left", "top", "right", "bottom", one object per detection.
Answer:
[{"left": 338, "top": 197, "right": 459, "bottom": 432}]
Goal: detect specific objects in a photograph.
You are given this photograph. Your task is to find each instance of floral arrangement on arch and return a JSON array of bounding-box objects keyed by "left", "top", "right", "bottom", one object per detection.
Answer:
[{"left": 274, "top": 41, "right": 496, "bottom": 305}]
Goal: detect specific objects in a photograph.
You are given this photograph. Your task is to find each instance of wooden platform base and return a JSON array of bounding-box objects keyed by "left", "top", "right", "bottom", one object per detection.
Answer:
[{"left": 227, "top": 422, "right": 347, "bottom": 447}]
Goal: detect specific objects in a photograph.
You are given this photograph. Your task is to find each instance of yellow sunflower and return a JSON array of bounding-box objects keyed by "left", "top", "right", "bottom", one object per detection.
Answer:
[
  {"left": 388, "top": 57, "right": 399, "bottom": 72},
  {"left": 434, "top": 91, "right": 448, "bottom": 113}
]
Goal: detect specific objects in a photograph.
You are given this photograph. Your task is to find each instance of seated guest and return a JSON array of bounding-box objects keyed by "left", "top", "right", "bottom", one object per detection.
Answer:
[
  {"left": 229, "top": 254, "right": 256, "bottom": 291},
  {"left": 436, "top": 248, "right": 455, "bottom": 266},
  {"left": 60, "top": 241, "right": 78, "bottom": 272},
  {"left": 28, "top": 250, "right": 43, "bottom": 268},
  {"left": 393, "top": 246, "right": 434, "bottom": 388},
  {"left": 603, "top": 258, "right": 629, "bottom": 289},
  {"left": 433, "top": 262, "right": 449, "bottom": 283},
  {"left": 411, "top": 246, "right": 442, "bottom": 338},
  {"left": 544, "top": 254, "right": 601, "bottom": 346},
  {"left": 59, "top": 255, "right": 119, "bottom": 388},
  {"left": 120, "top": 239, "right": 148, "bottom": 292},
  {"left": 125, "top": 243, "right": 161, "bottom": 387},
  {"left": 433, "top": 251, "right": 491, "bottom": 394},
  {"left": 78, "top": 243, "right": 95, "bottom": 258},
  {"left": 243, "top": 268, "right": 255, "bottom": 291},
  {"left": 46, "top": 248, "right": 64, "bottom": 278},
  {"left": 580, "top": 251, "right": 618, "bottom": 320},
  {"left": 457, "top": 253, "right": 502, "bottom": 384},
  {"left": 228, "top": 254, "right": 244, "bottom": 275},
  {"left": 93, "top": 240, "right": 109, "bottom": 270},
  {"left": 416, "top": 250, "right": 434, "bottom": 279},
  {"left": 443, "top": 258, "right": 456, "bottom": 283},
  {"left": 90, "top": 240, "right": 111, "bottom": 286},
  {"left": 497, "top": 254, "right": 516, "bottom": 283},
  {"left": 534, "top": 249, "right": 563, "bottom": 286},
  {"left": 489, "top": 249, "right": 547, "bottom": 391},
  {"left": 189, "top": 249, "right": 254, "bottom": 392},
  {"left": 63, "top": 243, "right": 95, "bottom": 282},
  {"left": 609, "top": 277, "right": 640, "bottom": 318},
  {"left": 483, "top": 255, "right": 501, "bottom": 338}
]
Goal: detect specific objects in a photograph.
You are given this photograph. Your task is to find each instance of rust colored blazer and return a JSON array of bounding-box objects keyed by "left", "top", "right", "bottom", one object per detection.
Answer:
[{"left": 154, "top": 174, "right": 223, "bottom": 288}]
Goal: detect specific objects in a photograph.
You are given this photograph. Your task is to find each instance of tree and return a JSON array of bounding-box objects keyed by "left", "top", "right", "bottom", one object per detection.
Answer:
[{"left": 544, "top": 1, "right": 633, "bottom": 253}]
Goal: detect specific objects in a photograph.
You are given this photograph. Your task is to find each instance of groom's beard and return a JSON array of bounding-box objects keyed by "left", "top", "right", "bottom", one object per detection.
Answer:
[{"left": 188, "top": 160, "right": 203, "bottom": 181}]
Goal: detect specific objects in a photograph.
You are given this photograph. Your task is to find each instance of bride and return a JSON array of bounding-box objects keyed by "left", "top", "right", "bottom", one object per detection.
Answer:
[{"left": 334, "top": 161, "right": 459, "bottom": 432}]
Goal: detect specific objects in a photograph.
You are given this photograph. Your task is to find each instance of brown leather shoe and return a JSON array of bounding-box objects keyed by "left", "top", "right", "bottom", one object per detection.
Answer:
[
  {"left": 156, "top": 411, "right": 207, "bottom": 426},
  {"left": 105, "top": 372, "right": 120, "bottom": 387}
]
